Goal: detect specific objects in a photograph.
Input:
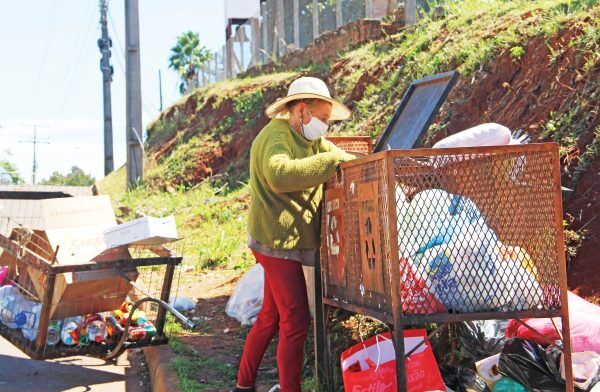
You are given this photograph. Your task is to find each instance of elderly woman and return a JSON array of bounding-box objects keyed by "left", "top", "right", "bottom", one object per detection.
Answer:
[{"left": 233, "top": 77, "right": 355, "bottom": 392}]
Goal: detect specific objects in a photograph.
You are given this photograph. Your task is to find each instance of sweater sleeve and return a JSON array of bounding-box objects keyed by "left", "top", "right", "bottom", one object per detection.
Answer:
[{"left": 263, "top": 135, "right": 354, "bottom": 193}]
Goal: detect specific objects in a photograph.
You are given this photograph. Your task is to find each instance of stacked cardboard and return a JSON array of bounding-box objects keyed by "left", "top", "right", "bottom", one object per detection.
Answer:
[{"left": 0, "top": 196, "right": 138, "bottom": 319}]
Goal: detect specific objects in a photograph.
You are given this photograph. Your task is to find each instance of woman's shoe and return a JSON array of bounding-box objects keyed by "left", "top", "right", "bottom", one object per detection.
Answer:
[{"left": 230, "top": 387, "right": 255, "bottom": 392}]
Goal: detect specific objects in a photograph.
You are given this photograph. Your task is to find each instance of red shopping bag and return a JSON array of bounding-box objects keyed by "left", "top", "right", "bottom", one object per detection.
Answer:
[
  {"left": 341, "top": 329, "right": 446, "bottom": 392},
  {"left": 400, "top": 258, "right": 446, "bottom": 315}
]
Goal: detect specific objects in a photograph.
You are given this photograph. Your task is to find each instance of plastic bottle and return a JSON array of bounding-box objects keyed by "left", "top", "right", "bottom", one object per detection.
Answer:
[
  {"left": 46, "top": 320, "right": 62, "bottom": 346},
  {"left": 113, "top": 309, "right": 130, "bottom": 327},
  {"left": 77, "top": 324, "right": 90, "bottom": 346},
  {"left": 0, "top": 285, "right": 42, "bottom": 340},
  {"left": 128, "top": 327, "right": 150, "bottom": 341},
  {"left": 0, "top": 285, "right": 23, "bottom": 329},
  {"left": 130, "top": 310, "right": 148, "bottom": 326},
  {"left": 0, "top": 296, "right": 20, "bottom": 329},
  {"left": 86, "top": 320, "right": 107, "bottom": 343},
  {"left": 105, "top": 315, "right": 124, "bottom": 336},
  {"left": 17, "top": 302, "right": 42, "bottom": 341},
  {"left": 61, "top": 316, "right": 83, "bottom": 346}
]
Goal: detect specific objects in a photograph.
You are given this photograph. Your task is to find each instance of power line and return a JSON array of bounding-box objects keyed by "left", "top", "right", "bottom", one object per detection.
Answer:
[
  {"left": 55, "top": 3, "right": 99, "bottom": 117},
  {"left": 31, "top": 0, "right": 62, "bottom": 102}
]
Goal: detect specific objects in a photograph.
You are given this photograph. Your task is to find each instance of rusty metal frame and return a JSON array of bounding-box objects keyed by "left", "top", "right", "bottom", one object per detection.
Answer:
[
  {"left": 315, "top": 142, "right": 574, "bottom": 391},
  {"left": 0, "top": 234, "right": 183, "bottom": 360}
]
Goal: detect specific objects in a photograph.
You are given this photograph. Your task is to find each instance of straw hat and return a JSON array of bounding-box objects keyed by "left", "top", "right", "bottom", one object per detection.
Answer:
[{"left": 265, "top": 77, "right": 351, "bottom": 121}]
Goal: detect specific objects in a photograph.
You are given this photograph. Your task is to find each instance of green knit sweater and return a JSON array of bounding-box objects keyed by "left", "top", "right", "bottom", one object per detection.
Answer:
[{"left": 248, "top": 119, "right": 355, "bottom": 251}]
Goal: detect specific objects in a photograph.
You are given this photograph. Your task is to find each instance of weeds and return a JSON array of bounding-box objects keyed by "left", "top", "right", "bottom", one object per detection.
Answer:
[{"left": 509, "top": 45, "right": 526, "bottom": 61}]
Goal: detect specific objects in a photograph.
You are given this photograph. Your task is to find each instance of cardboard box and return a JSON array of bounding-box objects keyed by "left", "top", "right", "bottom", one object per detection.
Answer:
[
  {"left": 103, "top": 215, "right": 178, "bottom": 248},
  {"left": 5, "top": 195, "right": 140, "bottom": 319}
]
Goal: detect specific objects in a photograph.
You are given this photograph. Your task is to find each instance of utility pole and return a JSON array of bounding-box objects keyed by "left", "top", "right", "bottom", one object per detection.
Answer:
[
  {"left": 125, "top": 0, "right": 143, "bottom": 188},
  {"left": 158, "top": 69, "right": 163, "bottom": 111},
  {"left": 19, "top": 125, "right": 49, "bottom": 185},
  {"left": 98, "top": 0, "right": 114, "bottom": 176}
]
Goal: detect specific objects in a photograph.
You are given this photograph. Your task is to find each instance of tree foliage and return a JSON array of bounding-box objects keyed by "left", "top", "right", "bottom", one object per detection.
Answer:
[
  {"left": 41, "top": 166, "right": 95, "bottom": 186},
  {"left": 169, "top": 31, "right": 211, "bottom": 94},
  {"left": 0, "top": 160, "right": 23, "bottom": 184}
]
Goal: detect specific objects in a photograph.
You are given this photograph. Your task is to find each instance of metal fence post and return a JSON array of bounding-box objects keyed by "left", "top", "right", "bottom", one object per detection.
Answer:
[
  {"left": 251, "top": 18, "right": 260, "bottom": 66},
  {"left": 293, "top": 0, "right": 300, "bottom": 48},
  {"left": 312, "top": 0, "right": 319, "bottom": 40},
  {"left": 225, "top": 21, "right": 233, "bottom": 78},
  {"left": 336, "top": 0, "right": 343, "bottom": 28},
  {"left": 405, "top": 0, "right": 417, "bottom": 24}
]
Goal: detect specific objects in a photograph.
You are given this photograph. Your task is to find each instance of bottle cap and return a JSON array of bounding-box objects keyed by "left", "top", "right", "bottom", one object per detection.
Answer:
[{"left": 14, "top": 312, "right": 26, "bottom": 326}]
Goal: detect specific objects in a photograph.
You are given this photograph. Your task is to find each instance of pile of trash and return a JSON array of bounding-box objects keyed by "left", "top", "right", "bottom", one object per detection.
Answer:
[
  {"left": 396, "top": 188, "right": 543, "bottom": 314},
  {"left": 0, "top": 283, "right": 156, "bottom": 347},
  {"left": 340, "top": 292, "right": 600, "bottom": 391}
]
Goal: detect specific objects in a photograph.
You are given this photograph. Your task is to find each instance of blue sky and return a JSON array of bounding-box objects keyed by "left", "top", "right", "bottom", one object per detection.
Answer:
[{"left": 0, "top": 1, "right": 228, "bottom": 183}]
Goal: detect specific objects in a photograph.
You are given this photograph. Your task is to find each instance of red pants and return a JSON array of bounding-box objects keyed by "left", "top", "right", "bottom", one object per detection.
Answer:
[{"left": 237, "top": 249, "right": 311, "bottom": 391}]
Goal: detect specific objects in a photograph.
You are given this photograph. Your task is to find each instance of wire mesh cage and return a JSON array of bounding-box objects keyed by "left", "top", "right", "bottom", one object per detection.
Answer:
[
  {"left": 0, "top": 196, "right": 187, "bottom": 360},
  {"left": 326, "top": 136, "right": 373, "bottom": 155},
  {"left": 321, "top": 143, "right": 567, "bottom": 321},
  {"left": 318, "top": 142, "right": 573, "bottom": 390}
]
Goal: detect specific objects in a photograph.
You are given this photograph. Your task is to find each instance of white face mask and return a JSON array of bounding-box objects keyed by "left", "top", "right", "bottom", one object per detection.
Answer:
[{"left": 301, "top": 111, "right": 328, "bottom": 141}]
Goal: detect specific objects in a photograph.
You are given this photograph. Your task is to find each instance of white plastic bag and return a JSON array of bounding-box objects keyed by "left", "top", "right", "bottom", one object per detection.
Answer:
[
  {"left": 561, "top": 351, "right": 600, "bottom": 390},
  {"left": 226, "top": 264, "right": 264, "bottom": 326}
]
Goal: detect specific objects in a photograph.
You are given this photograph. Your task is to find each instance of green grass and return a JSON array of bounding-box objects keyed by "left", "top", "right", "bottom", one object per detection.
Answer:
[
  {"left": 117, "top": 181, "right": 252, "bottom": 270},
  {"left": 92, "top": 1, "right": 600, "bottom": 390},
  {"left": 98, "top": 167, "right": 252, "bottom": 271},
  {"left": 335, "top": 0, "right": 598, "bottom": 137}
]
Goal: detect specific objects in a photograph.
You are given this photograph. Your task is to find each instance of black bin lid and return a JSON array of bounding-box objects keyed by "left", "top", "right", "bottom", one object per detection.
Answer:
[{"left": 374, "top": 70, "right": 459, "bottom": 152}]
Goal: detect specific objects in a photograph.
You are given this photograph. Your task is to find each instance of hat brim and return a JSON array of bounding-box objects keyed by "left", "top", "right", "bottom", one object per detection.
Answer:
[{"left": 265, "top": 93, "right": 351, "bottom": 121}]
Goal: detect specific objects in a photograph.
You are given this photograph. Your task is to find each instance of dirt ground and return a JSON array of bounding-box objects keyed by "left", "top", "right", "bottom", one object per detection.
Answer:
[{"left": 174, "top": 269, "right": 280, "bottom": 391}]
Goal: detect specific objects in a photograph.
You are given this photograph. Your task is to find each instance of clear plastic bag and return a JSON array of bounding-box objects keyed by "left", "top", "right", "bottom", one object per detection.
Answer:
[{"left": 225, "top": 264, "right": 264, "bottom": 326}]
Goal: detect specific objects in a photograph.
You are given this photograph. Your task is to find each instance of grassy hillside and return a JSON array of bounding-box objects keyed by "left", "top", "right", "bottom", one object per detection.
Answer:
[
  {"left": 96, "top": 1, "right": 599, "bottom": 389},
  {"left": 100, "top": 0, "right": 599, "bottom": 282}
]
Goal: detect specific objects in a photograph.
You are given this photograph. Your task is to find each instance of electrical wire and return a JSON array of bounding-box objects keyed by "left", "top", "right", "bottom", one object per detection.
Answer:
[
  {"left": 31, "top": 0, "right": 62, "bottom": 102},
  {"left": 54, "top": 2, "right": 99, "bottom": 117}
]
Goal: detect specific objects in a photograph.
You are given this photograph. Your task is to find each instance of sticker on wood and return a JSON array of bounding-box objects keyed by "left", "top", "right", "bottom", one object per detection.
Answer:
[
  {"left": 357, "top": 181, "right": 385, "bottom": 293},
  {"left": 325, "top": 188, "right": 346, "bottom": 287}
]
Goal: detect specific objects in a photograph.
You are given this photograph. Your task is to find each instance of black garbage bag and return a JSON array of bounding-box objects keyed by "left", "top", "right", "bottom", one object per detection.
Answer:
[
  {"left": 498, "top": 338, "right": 566, "bottom": 392},
  {"left": 456, "top": 321, "right": 506, "bottom": 361},
  {"left": 440, "top": 360, "right": 490, "bottom": 392}
]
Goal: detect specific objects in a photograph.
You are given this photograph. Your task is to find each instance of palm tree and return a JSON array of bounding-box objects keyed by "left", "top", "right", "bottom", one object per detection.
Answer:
[{"left": 168, "top": 31, "right": 211, "bottom": 94}]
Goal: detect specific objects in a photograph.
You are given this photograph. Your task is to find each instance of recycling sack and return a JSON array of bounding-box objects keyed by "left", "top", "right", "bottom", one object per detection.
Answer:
[
  {"left": 506, "top": 291, "right": 600, "bottom": 354},
  {"left": 340, "top": 329, "right": 446, "bottom": 392},
  {"left": 225, "top": 264, "right": 264, "bottom": 326},
  {"left": 399, "top": 258, "right": 446, "bottom": 314}
]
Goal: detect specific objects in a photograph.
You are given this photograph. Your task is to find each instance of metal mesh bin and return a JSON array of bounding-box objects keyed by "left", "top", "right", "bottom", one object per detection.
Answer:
[
  {"left": 0, "top": 204, "right": 187, "bottom": 360},
  {"left": 317, "top": 143, "right": 573, "bottom": 390}
]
